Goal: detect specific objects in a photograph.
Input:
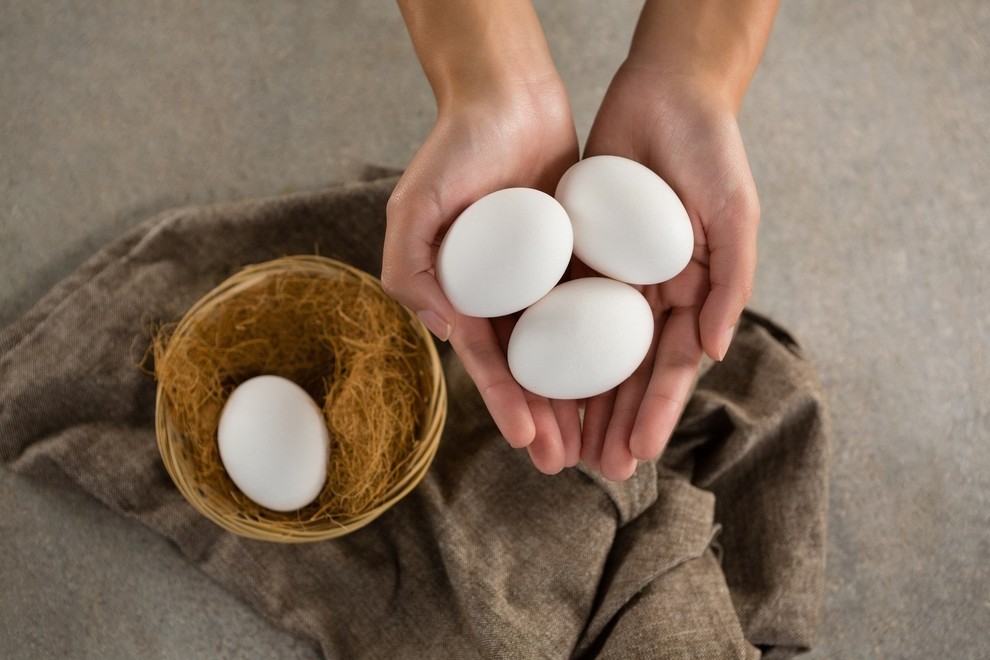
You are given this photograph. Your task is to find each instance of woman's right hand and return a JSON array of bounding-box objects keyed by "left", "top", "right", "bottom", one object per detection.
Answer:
[{"left": 381, "top": 74, "right": 582, "bottom": 474}]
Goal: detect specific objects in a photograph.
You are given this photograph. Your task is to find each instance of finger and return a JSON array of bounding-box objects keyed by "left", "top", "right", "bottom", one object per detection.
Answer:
[
  {"left": 699, "top": 187, "right": 759, "bottom": 361},
  {"left": 600, "top": 446, "right": 637, "bottom": 483},
  {"left": 525, "top": 393, "right": 566, "bottom": 475},
  {"left": 551, "top": 398, "right": 583, "bottom": 468},
  {"left": 580, "top": 389, "right": 616, "bottom": 472},
  {"left": 449, "top": 315, "right": 536, "bottom": 449},
  {"left": 600, "top": 330, "right": 659, "bottom": 479},
  {"left": 628, "top": 307, "right": 703, "bottom": 461},
  {"left": 382, "top": 189, "right": 457, "bottom": 341}
]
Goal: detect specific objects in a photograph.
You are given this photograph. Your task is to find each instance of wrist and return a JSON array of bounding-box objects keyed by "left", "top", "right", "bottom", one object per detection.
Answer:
[
  {"left": 624, "top": 0, "right": 779, "bottom": 115},
  {"left": 621, "top": 57, "right": 741, "bottom": 117},
  {"left": 398, "top": 0, "right": 561, "bottom": 112},
  {"left": 613, "top": 59, "right": 739, "bottom": 120}
]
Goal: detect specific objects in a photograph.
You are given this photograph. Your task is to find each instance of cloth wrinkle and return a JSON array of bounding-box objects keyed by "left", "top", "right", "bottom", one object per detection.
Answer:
[{"left": 0, "top": 173, "right": 830, "bottom": 659}]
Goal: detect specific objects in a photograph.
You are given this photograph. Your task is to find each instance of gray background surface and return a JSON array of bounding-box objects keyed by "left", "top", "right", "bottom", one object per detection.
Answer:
[{"left": 2, "top": 2, "right": 988, "bottom": 657}]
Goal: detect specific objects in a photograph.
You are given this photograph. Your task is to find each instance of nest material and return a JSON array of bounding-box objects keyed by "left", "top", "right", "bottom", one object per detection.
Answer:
[{"left": 151, "top": 256, "right": 445, "bottom": 541}]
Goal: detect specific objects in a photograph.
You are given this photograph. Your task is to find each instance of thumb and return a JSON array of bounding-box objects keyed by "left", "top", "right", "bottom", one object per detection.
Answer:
[
  {"left": 382, "top": 187, "right": 457, "bottom": 341},
  {"left": 699, "top": 185, "right": 759, "bottom": 361}
]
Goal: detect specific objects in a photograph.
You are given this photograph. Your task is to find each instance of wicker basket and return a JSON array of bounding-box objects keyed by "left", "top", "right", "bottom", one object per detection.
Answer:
[{"left": 154, "top": 255, "right": 446, "bottom": 542}]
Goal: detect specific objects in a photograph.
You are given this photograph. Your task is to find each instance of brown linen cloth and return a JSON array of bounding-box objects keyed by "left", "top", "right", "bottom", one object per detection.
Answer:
[{"left": 0, "top": 171, "right": 830, "bottom": 659}]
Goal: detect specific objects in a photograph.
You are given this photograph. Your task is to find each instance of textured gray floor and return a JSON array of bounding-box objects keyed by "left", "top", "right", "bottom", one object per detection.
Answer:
[{"left": 2, "top": 2, "right": 988, "bottom": 658}]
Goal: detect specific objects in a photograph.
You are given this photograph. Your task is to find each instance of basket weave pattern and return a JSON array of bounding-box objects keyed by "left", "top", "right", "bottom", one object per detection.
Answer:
[{"left": 154, "top": 256, "right": 446, "bottom": 542}]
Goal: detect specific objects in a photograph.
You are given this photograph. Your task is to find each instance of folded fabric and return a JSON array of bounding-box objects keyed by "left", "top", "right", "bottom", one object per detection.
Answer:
[{"left": 0, "top": 171, "right": 830, "bottom": 659}]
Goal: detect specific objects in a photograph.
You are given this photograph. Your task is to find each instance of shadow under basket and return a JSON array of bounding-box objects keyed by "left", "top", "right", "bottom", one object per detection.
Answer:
[{"left": 153, "top": 255, "right": 447, "bottom": 542}]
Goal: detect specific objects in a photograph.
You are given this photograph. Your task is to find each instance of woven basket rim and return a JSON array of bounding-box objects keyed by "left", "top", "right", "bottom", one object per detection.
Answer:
[{"left": 154, "top": 255, "right": 447, "bottom": 543}]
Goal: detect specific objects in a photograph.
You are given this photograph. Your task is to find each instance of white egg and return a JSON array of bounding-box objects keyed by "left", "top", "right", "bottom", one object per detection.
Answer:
[
  {"left": 437, "top": 188, "right": 573, "bottom": 318},
  {"left": 507, "top": 277, "right": 654, "bottom": 400},
  {"left": 217, "top": 375, "right": 329, "bottom": 512},
  {"left": 555, "top": 155, "right": 694, "bottom": 285}
]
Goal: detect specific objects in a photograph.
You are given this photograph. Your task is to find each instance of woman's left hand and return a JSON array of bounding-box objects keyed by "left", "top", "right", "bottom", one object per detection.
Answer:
[{"left": 578, "top": 64, "right": 761, "bottom": 481}]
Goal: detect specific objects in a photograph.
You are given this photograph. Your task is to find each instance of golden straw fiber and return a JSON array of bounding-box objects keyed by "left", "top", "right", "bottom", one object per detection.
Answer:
[{"left": 152, "top": 255, "right": 446, "bottom": 542}]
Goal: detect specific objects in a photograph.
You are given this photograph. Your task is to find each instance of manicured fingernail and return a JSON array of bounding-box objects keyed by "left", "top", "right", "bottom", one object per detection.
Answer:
[
  {"left": 417, "top": 310, "right": 451, "bottom": 342},
  {"left": 717, "top": 325, "right": 736, "bottom": 361}
]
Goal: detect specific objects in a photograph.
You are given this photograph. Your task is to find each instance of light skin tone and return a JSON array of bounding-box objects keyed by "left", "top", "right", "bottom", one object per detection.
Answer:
[{"left": 382, "top": 0, "right": 779, "bottom": 481}]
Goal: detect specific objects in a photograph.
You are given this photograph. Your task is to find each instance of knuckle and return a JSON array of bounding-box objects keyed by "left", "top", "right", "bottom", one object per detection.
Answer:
[
  {"left": 379, "top": 260, "right": 405, "bottom": 300},
  {"left": 740, "top": 282, "right": 755, "bottom": 305},
  {"left": 739, "top": 188, "right": 761, "bottom": 224},
  {"left": 386, "top": 183, "right": 444, "bottom": 228},
  {"left": 719, "top": 184, "right": 761, "bottom": 234},
  {"left": 384, "top": 189, "right": 410, "bottom": 224}
]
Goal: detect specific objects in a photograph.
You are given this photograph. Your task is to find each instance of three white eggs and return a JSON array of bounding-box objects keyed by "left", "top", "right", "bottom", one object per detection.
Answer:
[
  {"left": 215, "top": 156, "right": 689, "bottom": 507},
  {"left": 437, "top": 155, "right": 694, "bottom": 400}
]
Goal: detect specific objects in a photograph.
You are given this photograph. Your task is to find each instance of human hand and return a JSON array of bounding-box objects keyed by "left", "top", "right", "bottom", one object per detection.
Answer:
[
  {"left": 382, "top": 75, "right": 583, "bottom": 474},
  {"left": 386, "top": 0, "right": 775, "bottom": 480},
  {"left": 577, "top": 63, "right": 761, "bottom": 481}
]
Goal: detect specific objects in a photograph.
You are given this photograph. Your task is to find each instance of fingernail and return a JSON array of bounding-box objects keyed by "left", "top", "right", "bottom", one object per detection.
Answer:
[
  {"left": 717, "top": 325, "right": 735, "bottom": 361},
  {"left": 417, "top": 310, "right": 452, "bottom": 342}
]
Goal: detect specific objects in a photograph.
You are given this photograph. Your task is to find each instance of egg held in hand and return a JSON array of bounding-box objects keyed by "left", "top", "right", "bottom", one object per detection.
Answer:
[
  {"left": 437, "top": 187, "right": 573, "bottom": 318},
  {"left": 507, "top": 277, "right": 655, "bottom": 400},
  {"left": 555, "top": 155, "right": 694, "bottom": 286},
  {"left": 217, "top": 375, "right": 329, "bottom": 512}
]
